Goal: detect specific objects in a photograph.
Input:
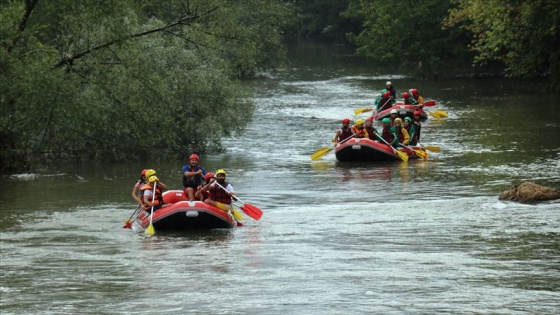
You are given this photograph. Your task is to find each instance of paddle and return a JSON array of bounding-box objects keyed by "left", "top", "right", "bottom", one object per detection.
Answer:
[
  {"left": 214, "top": 181, "right": 263, "bottom": 221},
  {"left": 429, "top": 110, "right": 448, "bottom": 118},
  {"left": 418, "top": 142, "right": 441, "bottom": 152},
  {"left": 123, "top": 205, "right": 141, "bottom": 229},
  {"left": 354, "top": 97, "right": 392, "bottom": 116},
  {"left": 311, "top": 133, "right": 355, "bottom": 161},
  {"left": 405, "top": 145, "right": 428, "bottom": 160},
  {"left": 145, "top": 182, "right": 156, "bottom": 236},
  {"left": 376, "top": 132, "right": 408, "bottom": 162},
  {"left": 354, "top": 107, "right": 373, "bottom": 115},
  {"left": 419, "top": 100, "right": 436, "bottom": 107}
]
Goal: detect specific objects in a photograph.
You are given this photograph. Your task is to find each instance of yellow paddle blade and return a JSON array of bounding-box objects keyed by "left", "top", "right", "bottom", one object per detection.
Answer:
[
  {"left": 232, "top": 208, "right": 244, "bottom": 221},
  {"left": 414, "top": 149, "right": 428, "bottom": 159},
  {"left": 434, "top": 110, "right": 448, "bottom": 117},
  {"left": 354, "top": 108, "right": 373, "bottom": 115},
  {"left": 310, "top": 147, "right": 333, "bottom": 161},
  {"left": 145, "top": 223, "right": 155, "bottom": 235},
  {"left": 424, "top": 145, "right": 441, "bottom": 152},
  {"left": 396, "top": 150, "right": 409, "bottom": 163}
]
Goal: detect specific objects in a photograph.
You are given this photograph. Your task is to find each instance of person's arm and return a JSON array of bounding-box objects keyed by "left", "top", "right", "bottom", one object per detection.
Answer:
[
  {"left": 333, "top": 130, "right": 341, "bottom": 143},
  {"left": 132, "top": 182, "right": 143, "bottom": 206},
  {"left": 143, "top": 190, "right": 153, "bottom": 207},
  {"left": 156, "top": 180, "right": 168, "bottom": 191},
  {"left": 201, "top": 181, "right": 215, "bottom": 193},
  {"left": 402, "top": 128, "right": 410, "bottom": 145},
  {"left": 418, "top": 95, "right": 424, "bottom": 104},
  {"left": 389, "top": 128, "right": 399, "bottom": 146}
]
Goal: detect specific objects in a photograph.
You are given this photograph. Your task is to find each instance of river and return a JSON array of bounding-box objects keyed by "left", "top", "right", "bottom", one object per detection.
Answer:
[{"left": 1, "top": 43, "right": 559, "bottom": 314}]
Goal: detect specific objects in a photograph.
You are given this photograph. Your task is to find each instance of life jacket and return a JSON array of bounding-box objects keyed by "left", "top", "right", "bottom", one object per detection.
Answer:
[
  {"left": 182, "top": 166, "right": 204, "bottom": 188},
  {"left": 339, "top": 127, "right": 353, "bottom": 141},
  {"left": 382, "top": 126, "right": 394, "bottom": 143},
  {"left": 140, "top": 183, "right": 164, "bottom": 210},
  {"left": 379, "top": 98, "right": 391, "bottom": 111},
  {"left": 209, "top": 181, "right": 232, "bottom": 205},
  {"left": 365, "top": 127, "right": 377, "bottom": 140},
  {"left": 395, "top": 127, "right": 409, "bottom": 144},
  {"left": 351, "top": 125, "right": 368, "bottom": 139}
]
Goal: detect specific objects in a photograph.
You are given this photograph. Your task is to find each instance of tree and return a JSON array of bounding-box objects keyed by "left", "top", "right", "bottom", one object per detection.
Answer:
[
  {"left": 0, "top": 0, "right": 293, "bottom": 171},
  {"left": 343, "top": 0, "right": 472, "bottom": 77},
  {"left": 444, "top": 0, "right": 560, "bottom": 87}
]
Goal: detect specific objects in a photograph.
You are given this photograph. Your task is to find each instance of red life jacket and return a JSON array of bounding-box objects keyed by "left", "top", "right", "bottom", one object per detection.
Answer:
[
  {"left": 140, "top": 183, "right": 164, "bottom": 210},
  {"left": 396, "top": 127, "right": 406, "bottom": 143},
  {"left": 339, "top": 127, "right": 353, "bottom": 141},
  {"left": 209, "top": 181, "right": 232, "bottom": 205},
  {"left": 382, "top": 126, "right": 394, "bottom": 143},
  {"left": 365, "top": 127, "right": 376, "bottom": 140}
]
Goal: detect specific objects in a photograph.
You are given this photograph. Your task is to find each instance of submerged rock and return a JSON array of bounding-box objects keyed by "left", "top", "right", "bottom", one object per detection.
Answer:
[{"left": 499, "top": 181, "right": 560, "bottom": 204}]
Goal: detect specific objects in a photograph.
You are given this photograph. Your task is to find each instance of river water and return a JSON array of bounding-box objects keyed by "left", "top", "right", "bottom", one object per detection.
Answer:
[{"left": 1, "top": 44, "right": 559, "bottom": 314}]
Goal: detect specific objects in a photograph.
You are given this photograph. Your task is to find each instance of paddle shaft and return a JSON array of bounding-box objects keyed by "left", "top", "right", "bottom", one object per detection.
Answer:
[
  {"left": 376, "top": 129, "right": 407, "bottom": 161},
  {"left": 145, "top": 182, "right": 156, "bottom": 235}
]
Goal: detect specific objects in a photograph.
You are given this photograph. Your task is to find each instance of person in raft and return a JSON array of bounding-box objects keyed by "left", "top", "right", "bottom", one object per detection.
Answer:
[
  {"left": 141, "top": 170, "right": 168, "bottom": 212},
  {"left": 182, "top": 153, "right": 206, "bottom": 201},
  {"left": 333, "top": 118, "right": 354, "bottom": 145},
  {"left": 402, "top": 91, "right": 417, "bottom": 105},
  {"left": 376, "top": 91, "right": 392, "bottom": 111},
  {"left": 403, "top": 117, "right": 416, "bottom": 145},
  {"left": 409, "top": 88, "right": 424, "bottom": 105},
  {"left": 202, "top": 169, "right": 235, "bottom": 212},
  {"left": 351, "top": 118, "right": 369, "bottom": 138},
  {"left": 390, "top": 118, "right": 410, "bottom": 147},
  {"left": 384, "top": 81, "right": 397, "bottom": 104},
  {"left": 131, "top": 169, "right": 148, "bottom": 207},
  {"left": 364, "top": 117, "right": 379, "bottom": 141},
  {"left": 389, "top": 108, "right": 399, "bottom": 125},
  {"left": 411, "top": 110, "right": 423, "bottom": 145},
  {"left": 195, "top": 172, "right": 215, "bottom": 201},
  {"left": 381, "top": 118, "right": 397, "bottom": 145}
]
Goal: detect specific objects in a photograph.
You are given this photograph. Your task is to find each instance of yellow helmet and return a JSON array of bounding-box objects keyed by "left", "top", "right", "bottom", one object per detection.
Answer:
[
  {"left": 145, "top": 169, "right": 156, "bottom": 178},
  {"left": 148, "top": 175, "right": 158, "bottom": 183},
  {"left": 355, "top": 118, "right": 364, "bottom": 126},
  {"left": 216, "top": 169, "right": 226, "bottom": 176}
]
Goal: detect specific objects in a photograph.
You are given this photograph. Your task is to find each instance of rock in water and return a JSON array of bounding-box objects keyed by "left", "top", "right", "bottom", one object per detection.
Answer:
[{"left": 499, "top": 181, "right": 560, "bottom": 204}]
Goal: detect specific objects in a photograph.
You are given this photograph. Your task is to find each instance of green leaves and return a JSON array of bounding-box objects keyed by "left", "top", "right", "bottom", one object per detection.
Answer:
[{"left": 0, "top": 0, "right": 292, "bottom": 171}]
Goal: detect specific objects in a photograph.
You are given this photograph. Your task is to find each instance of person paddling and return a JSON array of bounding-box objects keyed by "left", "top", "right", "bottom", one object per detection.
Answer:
[
  {"left": 333, "top": 118, "right": 353, "bottom": 144},
  {"left": 202, "top": 169, "right": 235, "bottom": 212},
  {"left": 351, "top": 119, "right": 369, "bottom": 138},
  {"left": 411, "top": 110, "right": 423, "bottom": 145},
  {"left": 141, "top": 172, "right": 168, "bottom": 212}
]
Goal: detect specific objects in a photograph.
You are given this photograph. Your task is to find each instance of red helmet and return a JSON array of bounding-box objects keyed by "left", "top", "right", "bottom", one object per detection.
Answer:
[
  {"left": 342, "top": 118, "right": 350, "bottom": 124},
  {"left": 383, "top": 92, "right": 390, "bottom": 98},
  {"left": 402, "top": 92, "right": 409, "bottom": 98},
  {"left": 141, "top": 169, "right": 148, "bottom": 176},
  {"left": 365, "top": 116, "right": 374, "bottom": 122},
  {"left": 410, "top": 89, "right": 418, "bottom": 96},
  {"left": 413, "top": 110, "right": 422, "bottom": 116},
  {"left": 189, "top": 154, "right": 199, "bottom": 161},
  {"left": 204, "top": 172, "right": 214, "bottom": 181}
]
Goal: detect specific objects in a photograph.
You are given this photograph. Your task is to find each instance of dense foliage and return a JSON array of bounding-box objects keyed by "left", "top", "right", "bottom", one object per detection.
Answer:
[
  {"left": 444, "top": 0, "right": 560, "bottom": 84},
  {"left": 1, "top": 0, "right": 292, "bottom": 171},
  {"left": 343, "top": 0, "right": 473, "bottom": 77}
]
